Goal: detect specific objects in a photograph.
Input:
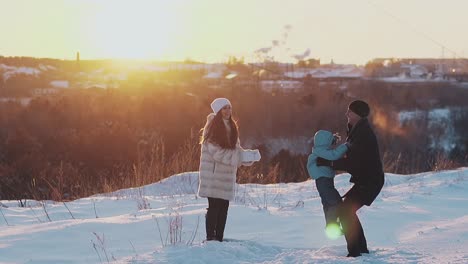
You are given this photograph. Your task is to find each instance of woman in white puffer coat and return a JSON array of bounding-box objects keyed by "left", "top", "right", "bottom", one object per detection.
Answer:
[{"left": 198, "top": 98, "right": 260, "bottom": 242}]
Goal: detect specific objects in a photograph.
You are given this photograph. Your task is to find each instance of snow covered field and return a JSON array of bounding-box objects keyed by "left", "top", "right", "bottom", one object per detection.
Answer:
[{"left": 1, "top": 168, "right": 468, "bottom": 263}]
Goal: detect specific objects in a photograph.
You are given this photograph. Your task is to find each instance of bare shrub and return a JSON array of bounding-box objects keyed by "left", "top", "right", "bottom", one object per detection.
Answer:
[
  {"left": 92, "top": 232, "right": 110, "bottom": 263},
  {"left": 153, "top": 212, "right": 186, "bottom": 247},
  {"left": 136, "top": 188, "right": 150, "bottom": 210},
  {"left": 429, "top": 152, "right": 460, "bottom": 171}
]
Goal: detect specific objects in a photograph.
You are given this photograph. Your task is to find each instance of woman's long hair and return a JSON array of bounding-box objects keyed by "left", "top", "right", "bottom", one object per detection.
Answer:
[{"left": 201, "top": 111, "right": 238, "bottom": 149}]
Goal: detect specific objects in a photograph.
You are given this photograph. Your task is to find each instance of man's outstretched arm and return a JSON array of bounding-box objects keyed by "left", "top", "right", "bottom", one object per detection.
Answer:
[{"left": 316, "top": 156, "right": 348, "bottom": 171}]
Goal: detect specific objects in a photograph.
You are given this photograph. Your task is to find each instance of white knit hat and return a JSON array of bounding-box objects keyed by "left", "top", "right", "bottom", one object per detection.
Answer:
[{"left": 210, "top": 98, "right": 231, "bottom": 114}]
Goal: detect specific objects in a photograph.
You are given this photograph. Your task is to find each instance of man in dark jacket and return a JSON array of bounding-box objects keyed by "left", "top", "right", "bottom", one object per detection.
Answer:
[{"left": 317, "top": 100, "right": 385, "bottom": 257}]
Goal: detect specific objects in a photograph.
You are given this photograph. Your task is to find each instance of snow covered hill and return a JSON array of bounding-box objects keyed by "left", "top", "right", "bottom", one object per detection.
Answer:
[{"left": 1, "top": 168, "right": 467, "bottom": 263}]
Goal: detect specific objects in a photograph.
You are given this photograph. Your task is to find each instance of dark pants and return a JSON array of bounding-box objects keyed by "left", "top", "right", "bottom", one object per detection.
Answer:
[
  {"left": 338, "top": 185, "right": 368, "bottom": 256},
  {"left": 315, "top": 177, "right": 342, "bottom": 225},
  {"left": 206, "top": 197, "right": 229, "bottom": 241}
]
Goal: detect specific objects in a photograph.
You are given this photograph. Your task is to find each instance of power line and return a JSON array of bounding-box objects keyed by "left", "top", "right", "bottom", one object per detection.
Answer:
[{"left": 365, "top": 0, "right": 459, "bottom": 58}]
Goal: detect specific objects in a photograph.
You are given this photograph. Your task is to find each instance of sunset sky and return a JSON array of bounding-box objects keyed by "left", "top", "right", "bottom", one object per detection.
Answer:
[{"left": 1, "top": 0, "right": 467, "bottom": 65}]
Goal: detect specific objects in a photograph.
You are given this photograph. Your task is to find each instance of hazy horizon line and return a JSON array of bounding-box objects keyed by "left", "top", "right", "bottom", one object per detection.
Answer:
[{"left": 1, "top": 54, "right": 468, "bottom": 66}]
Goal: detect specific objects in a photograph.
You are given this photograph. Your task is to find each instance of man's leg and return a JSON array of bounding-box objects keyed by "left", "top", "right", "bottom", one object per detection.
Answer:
[
  {"left": 357, "top": 217, "right": 369, "bottom": 253},
  {"left": 339, "top": 188, "right": 366, "bottom": 257}
]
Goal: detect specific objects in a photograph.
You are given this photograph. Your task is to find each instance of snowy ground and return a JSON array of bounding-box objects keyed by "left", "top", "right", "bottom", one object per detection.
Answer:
[{"left": 1, "top": 168, "right": 468, "bottom": 263}]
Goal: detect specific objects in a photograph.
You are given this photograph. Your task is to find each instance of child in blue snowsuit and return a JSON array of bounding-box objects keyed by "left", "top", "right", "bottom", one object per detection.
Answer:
[{"left": 307, "top": 130, "right": 349, "bottom": 232}]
